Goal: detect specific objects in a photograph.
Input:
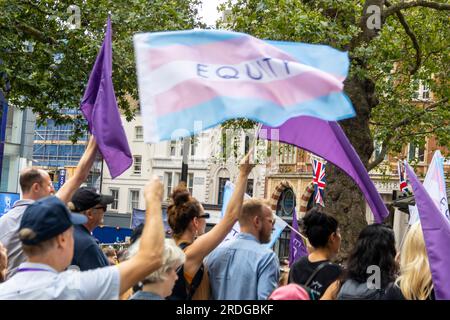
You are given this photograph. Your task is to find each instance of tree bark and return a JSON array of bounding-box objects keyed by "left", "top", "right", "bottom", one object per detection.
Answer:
[{"left": 324, "top": 75, "right": 378, "bottom": 262}]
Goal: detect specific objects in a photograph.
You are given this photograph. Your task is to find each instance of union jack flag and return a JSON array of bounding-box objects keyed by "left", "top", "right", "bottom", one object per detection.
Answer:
[
  {"left": 311, "top": 157, "right": 327, "bottom": 206},
  {"left": 398, "top": 161, "right": 410, "bottom": 194}
]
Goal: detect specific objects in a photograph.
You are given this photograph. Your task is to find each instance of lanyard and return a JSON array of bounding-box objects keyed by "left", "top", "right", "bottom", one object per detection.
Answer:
[{"left": 16, "top": 268, "right": 54, "bottom": 273}]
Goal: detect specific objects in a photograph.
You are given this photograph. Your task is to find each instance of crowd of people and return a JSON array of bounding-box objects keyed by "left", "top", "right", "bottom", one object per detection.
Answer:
[{"left": 0, "top": 137, "right": 436, "bottom": 300}]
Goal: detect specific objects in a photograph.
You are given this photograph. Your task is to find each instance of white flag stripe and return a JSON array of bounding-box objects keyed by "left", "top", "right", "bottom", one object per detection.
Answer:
[{"left": 142, "top": 58, "right": 342, "bottom": 96}]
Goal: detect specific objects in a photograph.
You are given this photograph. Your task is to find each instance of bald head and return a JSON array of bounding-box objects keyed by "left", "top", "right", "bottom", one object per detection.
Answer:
[{"left": 19, "top": 168, "right": 54, "bottom": 199}]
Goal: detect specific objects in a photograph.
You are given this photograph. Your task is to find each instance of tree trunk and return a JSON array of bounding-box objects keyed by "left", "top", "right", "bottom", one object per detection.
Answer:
[{"left": 324, "top": 75, "right": 378, "bottom": 262}]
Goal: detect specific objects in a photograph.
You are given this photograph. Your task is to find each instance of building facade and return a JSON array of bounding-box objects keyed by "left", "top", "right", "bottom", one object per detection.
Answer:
[
  {"left": 264, "top": 136, "right": 450, "bottom": 256},
  {"left": 100, "top": 116, "right": 268, "bottom": 226},
  {"left": 0, "top": 105, "right": 35, "bottom": 194},
  {"left": 32, "top": 108, "right": 101, "bottom": 190}
]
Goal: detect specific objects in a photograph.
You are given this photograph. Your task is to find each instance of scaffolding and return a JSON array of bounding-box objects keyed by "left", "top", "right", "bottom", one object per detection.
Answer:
[{"left": 33, "top": 115, "right": 101, "bottom": 189}]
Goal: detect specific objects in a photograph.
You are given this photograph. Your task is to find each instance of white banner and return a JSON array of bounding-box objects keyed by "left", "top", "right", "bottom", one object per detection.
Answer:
[
  {"left": 409, "top": 150, "right": 449, "bottom": 224},
  {"left": 219, "top": 181, "right": 287, "bottom": 248}
]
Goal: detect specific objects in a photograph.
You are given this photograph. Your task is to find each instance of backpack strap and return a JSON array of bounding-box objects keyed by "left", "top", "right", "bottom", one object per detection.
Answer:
[{"left": 304, "top": 262, "right": 333, "bottom": 287}]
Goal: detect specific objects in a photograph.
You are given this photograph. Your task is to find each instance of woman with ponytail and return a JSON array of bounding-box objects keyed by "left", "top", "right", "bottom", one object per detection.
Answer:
[{"left": 167, "top": 151, "right": 254, "bottom": 300}]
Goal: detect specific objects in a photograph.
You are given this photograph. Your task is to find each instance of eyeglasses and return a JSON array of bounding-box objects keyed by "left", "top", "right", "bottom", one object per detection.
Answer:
[{"left": 198, "top": 213, "right": 210, "bottom": 219}]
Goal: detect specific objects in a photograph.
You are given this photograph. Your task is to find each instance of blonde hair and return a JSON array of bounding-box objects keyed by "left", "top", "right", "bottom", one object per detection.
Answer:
[
  {"left": 127, "top": 238, "right": 185, "bottom": 283},
  {"left": 396, "top": 222, "right": 433, "bottom": 300}
]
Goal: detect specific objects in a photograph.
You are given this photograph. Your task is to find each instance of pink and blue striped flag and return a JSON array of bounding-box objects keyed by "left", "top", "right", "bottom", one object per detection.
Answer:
[{"left": 133, "top": 30, "right": 356, "bottom": 143}]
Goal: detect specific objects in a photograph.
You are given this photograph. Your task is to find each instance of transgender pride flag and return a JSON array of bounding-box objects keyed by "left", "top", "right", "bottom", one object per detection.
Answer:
[{"left": 133, "top": 30, "right": 355, "bottom": 143}]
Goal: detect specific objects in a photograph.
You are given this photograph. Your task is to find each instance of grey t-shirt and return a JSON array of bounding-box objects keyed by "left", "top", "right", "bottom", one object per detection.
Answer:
[{"left": 0, "top": 199, "right": 34, "bottom": 279}]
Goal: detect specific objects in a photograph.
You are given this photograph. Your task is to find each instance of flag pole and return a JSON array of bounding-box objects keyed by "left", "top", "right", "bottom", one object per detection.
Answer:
[
  {"left": 285, "top": 223, "right": 308, "bottom": 241},
  {"left": 180, "top": 137, "right": 190, "bottom": 183}
]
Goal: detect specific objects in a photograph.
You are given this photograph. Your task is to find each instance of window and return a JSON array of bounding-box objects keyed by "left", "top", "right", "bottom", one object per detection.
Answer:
[
  {"left": 165, "top": 172, "right": 173, "bottom": 199},
  {"left": 280, "top": 144, "right": 296, "bottom": 164},
  {"left": 414, "top": 80, "right": 431, "bottom": 101},
  {"left": 180, "top": 139, "right": 184, "bottom": 157},
  {"left": 221, "top": 130, "right": 227, "bottom": 160},
  {"left": 128, "top": 190, "right": 140, "bottom": 212},
  {"left": 245, "top": 135, "right": 250, "bottom": 155},
  {"left": 174, "top": 172, "right": 180, "bottom": 188},
  {"left": 188, "top": 173, "right": 194, "bottom": 194},
  {"left": 170, "top": 141, "right": 176, "bottom": 156},
  {"left": 408, "top": 143, "right": 425, "bottom": 162},
  {"left": 246, "top": 179, "right": 254, "bottom": 197},
  {"left": 135, "top": 126, "right": 143, "bottom": 140},
  {"left": 190, "top": 137, "right": 197, "bottom": 156},
  {"left": 133, "top": 155, "right": 142, "bottom": 174},
  {"left": 218, "top": 177, "right": 230, "bottom": 205},
  {"left": 421, "top": 84, "right": 430, "bottom": 100},
  {"left": 110, "top": 189, "right": 119, "bottom": 210},
  {"left": 276, "top": 188, "right": 295, "bottom": 217}
]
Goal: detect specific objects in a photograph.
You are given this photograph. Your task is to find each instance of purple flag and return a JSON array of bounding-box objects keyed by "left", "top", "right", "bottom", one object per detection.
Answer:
[
  {"left": 81, "top": 16, "right": 132, "bottom": 179},
  {"left": 260, "top": 116, "right": 389, "bottom": 223},
  {"left": 405, "top": 162, "right": 450, "bottom": 300},
  {"left": 289, "top": 208, "right": 308, "bottom": 266}
]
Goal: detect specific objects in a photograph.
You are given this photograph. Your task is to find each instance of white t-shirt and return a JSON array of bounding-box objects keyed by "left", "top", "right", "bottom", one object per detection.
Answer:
[{"left": 0, "top": 262, "right": 120, "bottom": 300}]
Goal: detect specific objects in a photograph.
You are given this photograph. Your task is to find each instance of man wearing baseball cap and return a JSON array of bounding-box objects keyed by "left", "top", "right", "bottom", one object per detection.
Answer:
[
  {"left": 69, "top": 187, "right": 114, "bottom": 271},
  {"left": 0, "top": 137, "right": 98, "bottom": 279},
  {"left": 0, "top": 177, "right": 164, "bottom": 300}
]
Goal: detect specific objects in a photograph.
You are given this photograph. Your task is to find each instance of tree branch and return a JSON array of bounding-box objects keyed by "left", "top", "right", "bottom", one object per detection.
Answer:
[
  {"left": 385, "top": 1, "right": 421, "bottom": 75},
  {"left": 367, "top": 98, "right": 448, "bottom": 170},
  {"left": 351, "top": 0, "right": 450, "bottom": 50},
  {"left": 397, "top": 129, "right": 437, "bottom": 139},
  {"left": 384, "top": 1, "right": 450, "bottom": 17},
  {"left": 14, "top": 21, "right": 57, "bottom": 45},
  {"left": 368, "top": 139, "right": 390, "bottom": 171}
]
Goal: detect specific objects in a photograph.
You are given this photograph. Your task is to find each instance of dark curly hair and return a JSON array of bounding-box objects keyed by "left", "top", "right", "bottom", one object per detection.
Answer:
[
  {"left": 167, "top": 183, "right": 202, "bottom": 238},
  {"left": 344, "top": 224, "right": 398, "bottom": 288},
  {"left": 302, "top": 208, "right": 339, "bottom": 248}
]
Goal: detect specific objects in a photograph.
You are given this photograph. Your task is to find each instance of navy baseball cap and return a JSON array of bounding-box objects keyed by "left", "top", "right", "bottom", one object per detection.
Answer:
[
  {"left": 71, "top": 187, "right": 114, "bottom": 212},
  {"left": 20, "top": 196, "right": 87, "bottom": 245}
]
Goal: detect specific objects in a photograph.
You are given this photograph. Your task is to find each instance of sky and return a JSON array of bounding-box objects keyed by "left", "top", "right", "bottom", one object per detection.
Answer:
[{"left": 198, "top": 0, "right": 224, "bottom": 27}]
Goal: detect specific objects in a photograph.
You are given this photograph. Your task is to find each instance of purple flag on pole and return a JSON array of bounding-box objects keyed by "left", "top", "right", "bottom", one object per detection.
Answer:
[
  {"left": 404, "top": 162, "right": 450, "bottom": 300},
  {"left": 289, "top": 208, "right": 308, "bottom": 266},
  {"left": 80, "top": 16, "right": 132, "bottom": 179},
  {"left": 260, "top": 116, "right": 389, "bottom": 223}
]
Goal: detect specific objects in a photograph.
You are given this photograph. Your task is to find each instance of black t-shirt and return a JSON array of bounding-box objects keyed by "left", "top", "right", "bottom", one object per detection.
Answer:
[
  {"left": 288, "top": 256, "right": 342, "bottom": 299},
  {"left": 167, "top": 241, "right": 204, "bottom": 300},
  {"left": 71, "top": 224, "right": 109, "bottom": 271}
]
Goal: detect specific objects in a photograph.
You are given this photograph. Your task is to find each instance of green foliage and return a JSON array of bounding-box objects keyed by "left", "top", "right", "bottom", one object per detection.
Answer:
[
  {"left": 219, "top": 0, "right": 450, "bottom": 164},
  {"left": 0, "top": 0, "right": 202, "bottom": 141}
]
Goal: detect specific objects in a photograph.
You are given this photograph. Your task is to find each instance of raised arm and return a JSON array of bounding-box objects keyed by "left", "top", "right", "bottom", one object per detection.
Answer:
[
  {"left": 183, "top": 151, "right": 255, "bottom": 274},
  {"left": 117, "top": 176, "right": 164, "bottom": 295},
  {"left": 0, "top": 242, "right": 7, "bottom": 283},
  {"left": 56, "top": 136, "right": 98, "bottom": 203}
]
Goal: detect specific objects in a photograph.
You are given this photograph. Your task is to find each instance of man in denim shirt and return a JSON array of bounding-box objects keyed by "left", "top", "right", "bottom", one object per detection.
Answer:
[{"left": 206, "top": 199, "right": 280, "bottom": 300}]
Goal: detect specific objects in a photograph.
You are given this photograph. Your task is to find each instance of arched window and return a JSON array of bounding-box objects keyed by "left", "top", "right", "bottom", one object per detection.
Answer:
[{"left": 276, "top": 188, "right": 296, "bottom": 217}]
